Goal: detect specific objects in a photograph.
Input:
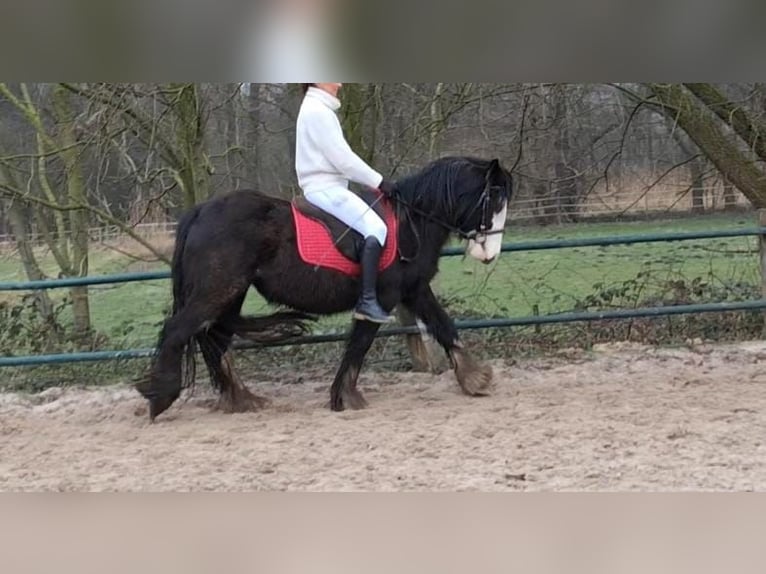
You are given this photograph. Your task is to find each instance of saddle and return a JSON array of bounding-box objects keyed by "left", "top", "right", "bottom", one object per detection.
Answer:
[
  {"left": 292, "top": 187, "right": 389, "bottom": 262},
  {"left": 291, "top": 187, "right": 398, "bottom": 276}
]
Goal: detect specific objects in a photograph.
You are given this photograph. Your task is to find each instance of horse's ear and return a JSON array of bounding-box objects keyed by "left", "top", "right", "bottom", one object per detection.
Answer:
[{"left": 488, "top": 158, "right": 500, "bottom": 175}]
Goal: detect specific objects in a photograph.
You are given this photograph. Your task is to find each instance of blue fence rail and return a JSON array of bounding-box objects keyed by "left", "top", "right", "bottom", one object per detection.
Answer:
[{"left": 2, "top": 226, "right": 765, "bottom": 367}]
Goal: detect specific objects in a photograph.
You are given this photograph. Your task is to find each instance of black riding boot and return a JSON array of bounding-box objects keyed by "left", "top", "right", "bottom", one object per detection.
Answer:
[{"left": 353, "top": 237, "right": 393, "bottom": 323}]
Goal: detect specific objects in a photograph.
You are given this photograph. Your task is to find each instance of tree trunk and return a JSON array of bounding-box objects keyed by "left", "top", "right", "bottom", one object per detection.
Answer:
[
  {"left": 683, "top": 83, "right": 766, "bottom": 162},
  {"left": 0, "top": 156, "right": 63, "bottom": 348},
  {"left": 553, "top": 86, "right": 578, "bottom": 222},
  {"left": 245, "top": 83, "right": 262, "bottom": 191},
  {"left": 4, "top": 200, "right": 62, "bottom": 343},
  {"left": 367, "top": 84, "right": 381, "bottom": 164},
  {"left": 171, "top": 83, "right": 210, "bottom": 208},
  {"left": 52, "top": 85, "right": 92, "bottom": 341},
  {"left": 649, "top": 84, "right": 766, "bottom": 207},
  {"left": 428, "top": 83, "right": 444, "bottom": 160},
  {"left": 232, "top": 84, "right": 243, "bottom": 192},
  {"left": 338, "top": 83, "right": 378, "bottom": 165}
]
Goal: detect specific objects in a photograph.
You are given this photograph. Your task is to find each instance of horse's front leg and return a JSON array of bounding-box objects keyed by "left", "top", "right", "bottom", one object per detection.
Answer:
[
  {"left": 329, "top": 319, "right": 381, "bottom": 411},
  {"left": 403, "top": 284, "right": 493, "bottom": 396}
]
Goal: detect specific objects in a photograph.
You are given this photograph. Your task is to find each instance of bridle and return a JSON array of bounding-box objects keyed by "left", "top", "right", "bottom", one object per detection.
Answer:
[
  {"left": 459, "top": 170, "right": 506, "bottom": 240},
  {"left": 391, "top": 176, "right": 506, "bottom": 261}
]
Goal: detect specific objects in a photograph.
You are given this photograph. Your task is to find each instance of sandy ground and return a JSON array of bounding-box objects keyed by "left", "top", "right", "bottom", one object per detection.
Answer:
[{"left": 2, "top": 340, "right": 766, "bottom": 491}]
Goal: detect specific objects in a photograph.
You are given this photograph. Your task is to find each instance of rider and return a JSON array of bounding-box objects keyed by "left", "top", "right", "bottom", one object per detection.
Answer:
[{"left": 295, "top": 83, "right": 397, "bottom": 323}]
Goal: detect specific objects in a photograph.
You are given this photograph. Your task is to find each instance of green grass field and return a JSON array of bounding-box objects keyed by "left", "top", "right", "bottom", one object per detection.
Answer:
[
  {"left": 437, "top": 211, "right": 760, "bottom": 317},
  {"left": 1, "top": 212, "right": 761, "bottom": 354}
]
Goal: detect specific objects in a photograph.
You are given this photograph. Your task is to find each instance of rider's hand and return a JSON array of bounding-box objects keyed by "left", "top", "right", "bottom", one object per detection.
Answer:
[{"left": 379, "top": 179, "right": 398, "bottom": 198}]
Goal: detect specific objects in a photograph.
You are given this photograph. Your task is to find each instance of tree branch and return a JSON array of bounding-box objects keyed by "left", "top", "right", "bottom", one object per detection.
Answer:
[
  {"left": 0, "top": 183, "right": 171, "bottom": 264},
  {"left": 617, "top": 153, "right": 702, "bottom": 215}
]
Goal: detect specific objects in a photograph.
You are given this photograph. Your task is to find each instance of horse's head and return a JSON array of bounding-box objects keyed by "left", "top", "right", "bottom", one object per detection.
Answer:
[
  {"left": 396, "top": 156, "right": 513, "bottom": 263},
  {"left": 460, "top": 158, "right": 512, "bottom": 263}
]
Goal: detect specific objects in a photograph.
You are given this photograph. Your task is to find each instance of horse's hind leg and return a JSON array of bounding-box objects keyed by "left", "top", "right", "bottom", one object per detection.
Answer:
[
  {"left": 402, "top": 283, "right": 493, "bottom": 396},
  {"left": 216, "top": 349, "right": 270, "bottom": 412},
  {"left": 197, "top": 301, "right": 270, "bottom": 413},
  {"left": 329, "top": 319, "right": 381, "bottom": 411},
  {"left": 139, "top": 285, "right": 249, "bottom": 420}
]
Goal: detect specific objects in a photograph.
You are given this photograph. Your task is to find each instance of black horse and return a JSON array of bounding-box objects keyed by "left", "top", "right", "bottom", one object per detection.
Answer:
[{"left": 136, "top": 156, "right": 513, "bottom": 420}]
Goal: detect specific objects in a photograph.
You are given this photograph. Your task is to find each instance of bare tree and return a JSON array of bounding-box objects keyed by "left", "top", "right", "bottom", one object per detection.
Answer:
[{"left": 0, "top": 83, "right": 95, "bottom": 340}]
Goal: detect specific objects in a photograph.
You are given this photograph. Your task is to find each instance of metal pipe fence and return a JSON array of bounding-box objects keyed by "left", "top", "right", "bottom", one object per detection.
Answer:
[
  {"left": 4, "top": 227, "right": 764, "bottom": 291},
  {"left": 2, "top": 226, "right": 766, "bottom": 368}
]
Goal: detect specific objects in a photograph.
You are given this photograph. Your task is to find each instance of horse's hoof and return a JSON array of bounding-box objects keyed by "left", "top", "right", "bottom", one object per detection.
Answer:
[
  {"left": 451, "top": 349, "right": 494, "bottom": 396},
  {"left": 343, "top": 388, "right": 369, "bottom": 410},
  {"left": 328, "top": 388, "right": 368, "bottom": 411},
  {"left": 216, "top": 391, "right": 270, "bottom": 413},
  {"left": 148, "top": 392, "right": 180, "bottom": 421}
]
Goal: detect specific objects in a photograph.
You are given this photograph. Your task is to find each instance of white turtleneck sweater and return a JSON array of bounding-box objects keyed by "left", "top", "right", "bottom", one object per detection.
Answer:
[{"left": 295, "top": 87, "right": 383, "bottom": 195}]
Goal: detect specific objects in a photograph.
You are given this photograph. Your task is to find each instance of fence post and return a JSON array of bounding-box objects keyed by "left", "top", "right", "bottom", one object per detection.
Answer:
[{"left": 396, "top": 306, "right": 449, "bottom": 373}]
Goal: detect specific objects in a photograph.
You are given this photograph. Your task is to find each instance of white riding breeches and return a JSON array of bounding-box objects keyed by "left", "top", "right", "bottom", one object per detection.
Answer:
[{"left": 303, "top": 186, "right": 387, "bottom": 246}]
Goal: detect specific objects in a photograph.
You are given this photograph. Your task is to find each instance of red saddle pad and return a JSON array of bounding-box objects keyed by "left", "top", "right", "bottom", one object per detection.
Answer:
[{"left": 291, "top": 196, "right": 399, "bottom": 276}]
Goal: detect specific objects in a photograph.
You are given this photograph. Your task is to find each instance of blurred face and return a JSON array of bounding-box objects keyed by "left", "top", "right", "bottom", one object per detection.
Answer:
[{"left": 315, "top": 82, "right": 343, "bottom": 97}]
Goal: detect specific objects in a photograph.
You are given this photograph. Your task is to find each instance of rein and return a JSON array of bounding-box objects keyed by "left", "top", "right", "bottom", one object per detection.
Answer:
[
  {"left": 307, "top": 179, "right": 504, "bottom": 269},
  {"left": 390, "top": 182, "right": 504, "bottom": 263}
]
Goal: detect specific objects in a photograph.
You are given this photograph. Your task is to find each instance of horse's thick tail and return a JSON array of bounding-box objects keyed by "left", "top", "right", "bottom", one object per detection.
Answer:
[
  {"left": 196, "top": 310, "right": 316, "bottom": 394},
  {"left": 171, "top": 205, "right": 202, "bottom": 315},
  {"left": 138, "top": 205, "right": 203, "bottom": 399},
  {"left": 228, "top": 311, "right": 316, "bottom": 344},
  {"left": 170, "top": 205, "right": 204, "bottom": 391}
]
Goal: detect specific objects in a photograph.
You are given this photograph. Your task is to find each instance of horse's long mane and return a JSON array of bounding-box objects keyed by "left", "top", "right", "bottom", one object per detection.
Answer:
[
  {"left": 391, "top": 156, "right": 507, "bottom": 260},
  {"left": 395, "top": 156, "right": 499, "bottom": 218}
]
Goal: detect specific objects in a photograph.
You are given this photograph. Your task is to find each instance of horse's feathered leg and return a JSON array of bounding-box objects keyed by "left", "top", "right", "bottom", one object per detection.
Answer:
[
  {"left": 196, "top": 295, "right": 271, "bottom": 413},
  {"left": 402, "top": 282, "right": 493, "bottom": 396},
  {"left": 199, "top": 335, "right": 270, "bottom": 413},
  {"left": 329, "top": 319, "right": 381, "bottom": 411}
]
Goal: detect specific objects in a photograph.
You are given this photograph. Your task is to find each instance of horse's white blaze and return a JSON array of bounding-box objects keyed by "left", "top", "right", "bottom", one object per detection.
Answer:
[{"left": 466, "top": 201, "right": 508, "bottom": 262}]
